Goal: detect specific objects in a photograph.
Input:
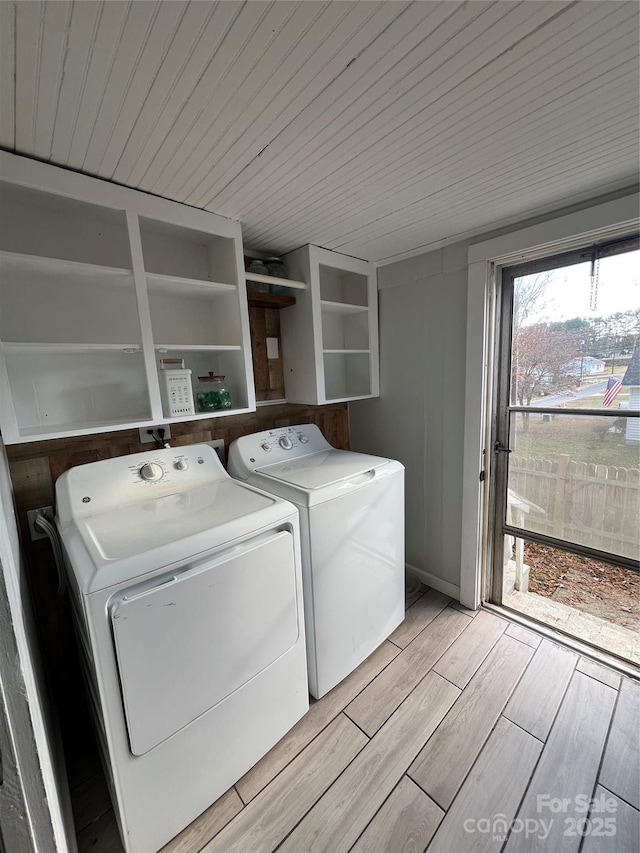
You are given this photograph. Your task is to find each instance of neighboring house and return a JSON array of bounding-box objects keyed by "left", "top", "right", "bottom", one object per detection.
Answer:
[
  {"left": 621, "top": 340, "right": 640, "bottom": 443},
  {"left": 564, "top": 356, "right": 606, "bottom": 376}
]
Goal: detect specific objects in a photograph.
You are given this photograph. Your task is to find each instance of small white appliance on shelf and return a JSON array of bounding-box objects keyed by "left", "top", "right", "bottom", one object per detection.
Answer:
[
  {"left": 159, "top": 357, "right": 194, "bottom": 417},
  {"left": 228, "top": 424, "right": 405, "bottom": 699}
]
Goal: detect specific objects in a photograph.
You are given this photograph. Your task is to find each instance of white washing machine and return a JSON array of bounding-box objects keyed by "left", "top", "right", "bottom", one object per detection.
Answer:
[
  {"left": 228, "top": 425, "right": 404, "bottom": 699},
  {"left": 56, "top": 444, "right": 308, "bottom": 853}
]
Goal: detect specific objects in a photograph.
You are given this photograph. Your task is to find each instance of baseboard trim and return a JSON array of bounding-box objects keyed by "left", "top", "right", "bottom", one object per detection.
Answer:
[{"left": 406, "top": 564, "right": 461, "bottom": 601}]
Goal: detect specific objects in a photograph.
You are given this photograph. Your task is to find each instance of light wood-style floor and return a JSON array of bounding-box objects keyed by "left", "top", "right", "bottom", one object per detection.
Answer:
[{"left": 70, "top": 586, "right": 640, "bottom": 853}]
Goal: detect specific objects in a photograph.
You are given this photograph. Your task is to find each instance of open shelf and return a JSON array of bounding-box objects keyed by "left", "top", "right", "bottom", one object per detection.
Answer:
[
  {"left": 320, "top": 300, "right": 368, "bottom": 315},
  {"left": 3, "top": 343, "right": 142, "bottom": 353},
  {"left": 323, "top": 351, "right": 371, "bottom": 401},
  {"left": 0, "top": 252, "right": 141, "bottom": 346},
  {"left": 139, "top": 217, "right": 237, "bottom": 286},
  {"left": 145, "top": 272, "right": 236, "bottom": 295},
  {"left": 4, "top": 347, "right": 151, "bottom": 438},
  {"left": 245, "top": 272, "right": 306, "bottom": 290},
  {"left": 319, "top": 264, "right": 368, "bottom": 306},
  {"left": 0, "top": 251, "right": 132, "bottom": 281},
  {"left": 154, "top": 344, "right": 242, "bottom": 352},
  {"left": 17, "top": 417, "right": 156, "bottom": 440},
  {"left": 247, "top": 293, "right": 296, "bottom": 310},
  {"left": 162, "top": 406, "right": 253, "bottom": 423},
  {"left": 147, "top": 285, "right": 242, "bottom": 348},
  {"left": 323, "top": 348, "right": 370, "bottom": 355},
  {"left": 0, "top": 182, "right": 132, "bottom": 269}
]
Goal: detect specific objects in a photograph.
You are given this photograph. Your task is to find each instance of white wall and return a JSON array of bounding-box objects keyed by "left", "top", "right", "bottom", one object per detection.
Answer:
[
  {"left": 349, "top": 188, "right": 639, "bottom": 601},
  {"left": 349, "top": 243, "right": 468, "bottom": 597}
]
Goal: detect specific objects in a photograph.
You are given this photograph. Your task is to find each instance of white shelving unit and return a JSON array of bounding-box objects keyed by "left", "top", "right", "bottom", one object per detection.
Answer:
[
  {"left": 279, "top": 245, "right": 379, "bottom": 405},
  {"left": 0, "top": 152, "right": 255, "bottom": 443}
]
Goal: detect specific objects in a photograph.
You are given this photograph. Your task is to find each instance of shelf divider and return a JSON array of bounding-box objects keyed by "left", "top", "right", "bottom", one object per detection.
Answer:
[
  {"left": 153, "top": 344, "right": 243, "bottom": 352},
  {"left": 1, "top": 342, "right": 143, "bottom": 353},
  {"left": 320, "top": 299, "right": 368, "bottom": 314},
  {"left": 245, "top": 271, "right": 306, "bottom": 290},
  {"left": 322, "top": 348, "right": 370, "bottom": 355},
  {"left": 145, "top": 271, "right": 237, "bottom": 292},
  {"left": 247, "top": 292, "right": 296, "bottom": 309}
]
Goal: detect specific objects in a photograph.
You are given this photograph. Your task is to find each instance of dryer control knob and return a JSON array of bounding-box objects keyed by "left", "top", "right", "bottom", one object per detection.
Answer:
[
  {"left": 261, "top": 442, "right": 272, "bottom": 452},
  {"left": 140, "top": 462, "right": 164, "bottom": 482},
  {"left": 175, "top": 459, "right": 188, "bottom": 471},
  {"left": 298, "top": 435, "right": 309, "bottom": 443},
  {"left": 279, "top": 436, "right": 293, "bottom": 450}
]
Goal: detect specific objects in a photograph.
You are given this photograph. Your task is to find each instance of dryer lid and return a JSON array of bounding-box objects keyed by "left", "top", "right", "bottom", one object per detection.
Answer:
[
  {"left": 256, "top": 449, "right": 390, "bottom": 490},
  {"left": 80, "top": 480, "right": 275, "bottom": 563}
]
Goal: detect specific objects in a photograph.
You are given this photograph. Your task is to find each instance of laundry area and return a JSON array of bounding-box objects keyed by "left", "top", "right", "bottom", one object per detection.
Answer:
[{"left": 0, "top": 3, "right": 638, "bottom": 853}]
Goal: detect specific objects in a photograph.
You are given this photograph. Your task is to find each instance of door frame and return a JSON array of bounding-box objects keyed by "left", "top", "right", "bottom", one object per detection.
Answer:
[
  {"left": 488, "top": 249, "right": 639, "bottom": 606},
  {"left": 460, "top": 192, "right": 640, "bottom": 610}
]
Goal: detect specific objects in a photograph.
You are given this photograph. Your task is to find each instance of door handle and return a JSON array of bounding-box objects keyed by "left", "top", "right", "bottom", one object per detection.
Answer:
[{"left": 494, "top": 440, "right": 512, "bottom": 454}]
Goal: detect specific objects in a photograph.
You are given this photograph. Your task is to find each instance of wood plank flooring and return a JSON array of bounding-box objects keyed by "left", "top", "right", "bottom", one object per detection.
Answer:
[{"left": 70, "top": 592, "right": 640, "bottom": 853}]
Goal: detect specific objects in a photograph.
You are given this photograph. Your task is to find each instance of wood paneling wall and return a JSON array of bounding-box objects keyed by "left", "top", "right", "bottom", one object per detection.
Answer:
[{"left": 5, "top": 402, "right": 348, "bottom": 718}]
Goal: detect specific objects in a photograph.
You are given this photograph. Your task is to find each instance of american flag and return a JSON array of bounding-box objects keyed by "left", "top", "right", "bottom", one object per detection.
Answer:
[{"left": 602, "top": 376, "right": 622, "bottom": 407}]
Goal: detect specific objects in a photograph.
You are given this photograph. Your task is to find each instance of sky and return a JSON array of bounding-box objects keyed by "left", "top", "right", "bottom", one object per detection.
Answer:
[{"left": 522, "top": 249, "right": 639, "bottom": 325}]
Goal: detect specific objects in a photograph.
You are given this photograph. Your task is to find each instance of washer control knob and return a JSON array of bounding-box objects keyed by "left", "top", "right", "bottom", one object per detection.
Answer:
[
  {"left": 140, "top": 462, "right": 164, "bottom": 482},
  {"left": 298, "top": 434, "right": 309, "bottom": 443},
  {"left": 175, "top": 459, "right": 188, "bottom": 471},
  {"left": 261, "top": 442, "right": 272, "bottom": 452},
  {"left": 279, "top": 436, "right": 293, "bottom": 450}
]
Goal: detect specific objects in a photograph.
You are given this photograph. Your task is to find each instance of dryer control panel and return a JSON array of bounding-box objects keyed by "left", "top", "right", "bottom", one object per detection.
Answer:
[
  {"left": 228, "top": 424, "right": 332, "bottom": 480},
  {"left": 56, "top": 444, "right": 228, "bottom": 520}
]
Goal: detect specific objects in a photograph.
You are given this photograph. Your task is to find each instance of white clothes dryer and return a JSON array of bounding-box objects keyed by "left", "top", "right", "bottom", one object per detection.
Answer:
[
  {"left": 56, "top": 444, "right": 308, "bottom": 853},
  {"left": 228, "top": 425, "right": 404, "bottom": 699}
]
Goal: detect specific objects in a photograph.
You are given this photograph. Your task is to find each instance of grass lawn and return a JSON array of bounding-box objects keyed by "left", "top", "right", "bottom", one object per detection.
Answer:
[{"left": 513, "top": 414, "right": 640, "bottom": 469}]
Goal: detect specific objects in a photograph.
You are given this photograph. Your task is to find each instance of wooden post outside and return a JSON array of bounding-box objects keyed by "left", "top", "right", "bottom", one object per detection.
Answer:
[{"left": 552, "top": 453, "right": 571, "bottom": 538}]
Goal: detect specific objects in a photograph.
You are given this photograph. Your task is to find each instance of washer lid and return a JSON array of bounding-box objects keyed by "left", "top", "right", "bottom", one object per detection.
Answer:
[
  {"left": 256, "top": 449, "right": 390, "bottom": 490},
  {"left": 80, "top": 480, "right": 275, "bottom": 563}
]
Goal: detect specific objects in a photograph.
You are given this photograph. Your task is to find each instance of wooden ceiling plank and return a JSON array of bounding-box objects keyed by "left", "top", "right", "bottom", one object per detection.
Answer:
[
  {"left": 140, "top": 1, "right": 298, "bottom": 195},
  {"left": 188, "top": 0, "right": 446, "bottom": 210},
  {"left": 32, "top": 1, "right": 71, "bottom": 159},
  {"left": 246, "top": 125, "right": 638, "bottom": 258},
  {"left": 241, "top": 1, "right": 628, "bottom": 236},
  {"left": 243, "top": 0, "right": 632, "bottom": 240},
  {"left": 315, "top": 90, "right": 639, "bottom": 249},
  {"left": 312, "top": 124, "right": 639, "bottom": 258},
  {"left": 114, "top": 0, "right": 240, "bottom": 186},
  {"left": 281, "top": 65, "right": 639, "bottom": 248},
  {"left": 167, "top": 2, "right": 366, "bottom": 205},
  {"left": 161, "top": 1, "right": 344, "bottom": 201},
  {"left": 50, "top": 0, "right": 103, "bottom": 164},
  {"left": 182, "top": 1, "right": 396, "bottom": 209},
  {"left": 214, "top": 1, "right": 553, "bottom": 219},
  {"left": 245, "top": 41, "right": 638, "bottom": 248},
  {"left": 82, "top": 1, "right": 175, "bottom": 174},
  {"left": 340, "top": 145, "right": 640, "bottom": 260},
  {"left": 96, "top": 1, "right": 190, "bottom": 178},
  {"left": 103, "top": 1, "right": 214, "bottom": 180},
  {"left": 14, "top": 0, "right": 44, "bottom": 153},
  {"left": 66, "top": 1, "right": 130, "bottom": 169},
  {"left": 211, "top": 0, "right": 492, "bottom": 215}
]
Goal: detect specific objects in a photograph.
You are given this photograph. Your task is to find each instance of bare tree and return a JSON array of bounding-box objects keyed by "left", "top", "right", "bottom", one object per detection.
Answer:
[
  {"left": 511, "top": 323, "right": 581, "bottom": 407},
  {"left": 513, "top": 272, "right": 550, "bottom": 332}
]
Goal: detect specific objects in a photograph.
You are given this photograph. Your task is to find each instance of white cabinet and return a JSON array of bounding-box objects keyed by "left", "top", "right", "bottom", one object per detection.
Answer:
[
  {"left": 280, "top": 245, "right": 379, "bottom": 404},
  {"left": 0, "top": 152, "right": 254, "bottom": 443}
]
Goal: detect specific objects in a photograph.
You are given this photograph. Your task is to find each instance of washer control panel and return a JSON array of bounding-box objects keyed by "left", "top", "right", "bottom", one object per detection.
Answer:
[
  {"left": 251, "top": 426, "right": 321, "bottom": 456},
  {"left": 228, "top": 424, "right": 332, "bottom": 479}
]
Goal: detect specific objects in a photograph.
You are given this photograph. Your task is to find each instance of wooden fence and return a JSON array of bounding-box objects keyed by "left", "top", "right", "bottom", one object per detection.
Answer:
[{"left": 509, "top": 454, "right": 640, "bottom": 562}]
